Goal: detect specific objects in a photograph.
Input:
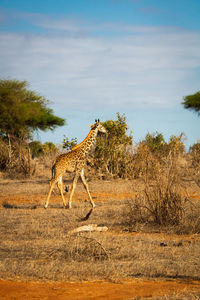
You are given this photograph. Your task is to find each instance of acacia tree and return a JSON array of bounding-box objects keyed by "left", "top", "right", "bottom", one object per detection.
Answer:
[
  {"left": 182, "top": 91, "right": 200, "bottom": 115},
  {"left": 0, "top": 79, "right": 65, "bottom": 140},
  {"left": 0, "top": 79, "right": 65, "bottom": 175}
]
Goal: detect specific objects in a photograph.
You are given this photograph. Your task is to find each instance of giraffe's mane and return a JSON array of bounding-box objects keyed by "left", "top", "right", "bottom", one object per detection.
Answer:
[{"left": 71, "top": 127, "right": 95, "bottom": 151}]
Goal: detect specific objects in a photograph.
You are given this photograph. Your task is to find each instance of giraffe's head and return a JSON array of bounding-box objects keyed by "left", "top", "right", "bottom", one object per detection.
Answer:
[{"left": 90, "top": 119, "right": 107, "bottom": 134}]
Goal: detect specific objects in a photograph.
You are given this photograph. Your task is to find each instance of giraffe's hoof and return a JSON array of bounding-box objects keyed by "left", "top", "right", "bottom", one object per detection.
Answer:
[
  {"left": 64, "top": 204, "right": 71, "bottom": 209},
  {"left": 44, "top": 204, "right": 48, "bottom": 209}
]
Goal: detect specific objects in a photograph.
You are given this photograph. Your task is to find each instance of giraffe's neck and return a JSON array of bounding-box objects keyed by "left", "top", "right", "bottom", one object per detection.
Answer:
[{"left": 71, "top": 128, "right": 98, "bottom": 155}]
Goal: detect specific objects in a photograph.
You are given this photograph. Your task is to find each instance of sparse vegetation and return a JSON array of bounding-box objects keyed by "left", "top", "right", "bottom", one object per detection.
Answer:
[
  {"left": 0, "top": 103, "right": 199, "bottom": 298},
  {"left": 0, "top": 197, "right": 200, "bottom": 282}
]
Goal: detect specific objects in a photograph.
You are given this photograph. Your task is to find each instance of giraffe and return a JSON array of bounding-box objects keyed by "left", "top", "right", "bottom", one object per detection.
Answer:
[{"left": 44, "top": 119, "right": 107, "bottom": 209}]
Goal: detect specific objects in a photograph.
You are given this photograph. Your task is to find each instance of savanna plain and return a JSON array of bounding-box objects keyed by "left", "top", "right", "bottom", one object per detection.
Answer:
[{"left": 0, "top": 156, "right": 200, "bottom": 299}]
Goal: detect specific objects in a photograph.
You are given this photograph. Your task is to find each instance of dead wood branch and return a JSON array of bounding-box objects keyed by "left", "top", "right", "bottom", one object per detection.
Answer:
[{"left": 68, "top": 224, "right": 108, "bottom": 235}]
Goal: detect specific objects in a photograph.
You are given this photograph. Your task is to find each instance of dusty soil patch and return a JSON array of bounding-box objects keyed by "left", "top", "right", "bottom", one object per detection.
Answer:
[
  {"left": 0, "top": 279, "right": 199, "bottom": 300},
  {"left": 0, "top": 178, "right": 135, "bottom": 207},
  {"left": 0, "top": 192, "right": 134, "bottom": 207},
  {"left": 0, "top": 177, "right": 199, "bottom": 207}
]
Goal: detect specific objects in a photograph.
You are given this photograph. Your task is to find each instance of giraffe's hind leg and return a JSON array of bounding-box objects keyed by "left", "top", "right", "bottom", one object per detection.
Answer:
[
  {"left": 80, "top": 169, "right": 95, "bottom": 208},
  {"left": 68, "top": 172, "right": 80, "bottom": 209},
  {"left": 45, "top": 178, "right": 57, "bottom": 208},
  {"left": 57, "top": 176, "right": 67, "bottom": 207}
]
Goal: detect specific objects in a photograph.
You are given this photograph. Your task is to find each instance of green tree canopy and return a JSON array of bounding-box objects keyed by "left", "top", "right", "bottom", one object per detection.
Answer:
[
  {"left": 141, "top": 132, "right": 185, "bottom": 156},
  {"left": 94, "top": 113, "right": 133, "bottom": 177},
  {"left": 144, "top": 132, "right": 165, "bottom": 152},
  {"left": 182, "top": 91, "right": 200, "bottom": 115},
  {"left": 29, "top": 141, "right": 57, "bottom": 158},
  {"left": 62, "top": 136, "right": 78, "bottom": 151},
  {"left": 0, "top": 79, "right": 65, "bottom": 140}
]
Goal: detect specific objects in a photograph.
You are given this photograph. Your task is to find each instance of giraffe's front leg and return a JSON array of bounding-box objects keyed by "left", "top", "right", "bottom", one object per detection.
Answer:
[{"left": 80, "top": 169, "right": 95, "bottom": 208}]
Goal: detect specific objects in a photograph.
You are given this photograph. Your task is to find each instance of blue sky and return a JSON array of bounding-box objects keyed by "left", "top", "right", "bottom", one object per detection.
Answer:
[{"left": 0, "top": 0, "right": 200, "bottom": 148}]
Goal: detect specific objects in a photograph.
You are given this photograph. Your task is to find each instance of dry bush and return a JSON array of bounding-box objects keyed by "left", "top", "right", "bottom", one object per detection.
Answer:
[
  {"left": 143, "top": 154, "right": 185, "bottom": 225},
  {"left": 0, "top": 137, "right": 9, "bottom": 170},
  {"left": 188, "top": 142, "right": 200, "bottom": 188},
  {"left": 174, "top": 193, "right": 200, "bottom": 234},
  {"left": 36, "top": 149, "right": 59, "bottom": 177},
  {"left": 0, "top": 137, "right": 36, "bottom": 178},
  {"left": 127, "top": 144, "right": 187, "bottom": 227},
  {"left": 65, "top": 235, "right": 109, "bottom": 262},
  {"left": 126, "top": 193, "right": 200, "bottom": 234},
  {"left": 0, "top": 136, "right": 60, "bottom": 179},
  {"left": 124, "top": 137, "right": 200, "bottom": 232}
]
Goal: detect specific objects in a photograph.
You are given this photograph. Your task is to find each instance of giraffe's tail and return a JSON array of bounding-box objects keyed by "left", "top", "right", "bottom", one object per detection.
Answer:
[{"left": 51, "top": 162, "right": 56, "bottom": 179}]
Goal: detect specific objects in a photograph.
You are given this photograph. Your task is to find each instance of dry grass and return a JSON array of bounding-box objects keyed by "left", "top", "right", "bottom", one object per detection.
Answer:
[
  {"left": 149, "top": 291, "right": 200, "bottom": 300},
  {"left": 0, "top": 178, "right": 200, "bottom": 283}
]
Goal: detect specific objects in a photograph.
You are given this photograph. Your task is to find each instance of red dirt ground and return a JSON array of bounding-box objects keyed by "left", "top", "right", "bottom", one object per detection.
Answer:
[
  {"left": 0, "top": 190, "right": 199, "bottom": 206},
  {"left": 0, "top": 279, "right": 199, "bottom": 300},
  {"left": 0, "top": 192, "right": 135, "bottom": 210}
]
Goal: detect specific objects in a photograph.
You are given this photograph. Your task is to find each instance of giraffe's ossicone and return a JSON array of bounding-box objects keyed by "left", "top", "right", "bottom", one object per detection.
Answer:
[{"left": 44, "top": 120, "right": 107, "bottom": 209}]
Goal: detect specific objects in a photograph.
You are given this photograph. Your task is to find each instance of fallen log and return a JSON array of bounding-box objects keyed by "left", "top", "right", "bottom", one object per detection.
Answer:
[{"left": 68, "top": 224, "right": 108, "bottom": 235}]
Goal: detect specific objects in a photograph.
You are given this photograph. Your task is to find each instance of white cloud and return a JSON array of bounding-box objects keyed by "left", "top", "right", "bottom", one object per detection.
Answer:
[{"left": 0, "top": 16, "right": 200, "bottom": 112}]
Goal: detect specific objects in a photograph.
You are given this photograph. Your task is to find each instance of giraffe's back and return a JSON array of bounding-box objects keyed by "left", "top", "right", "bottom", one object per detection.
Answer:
[{"left": 53, "top": 151, "right": 85, "bottom": 176}]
